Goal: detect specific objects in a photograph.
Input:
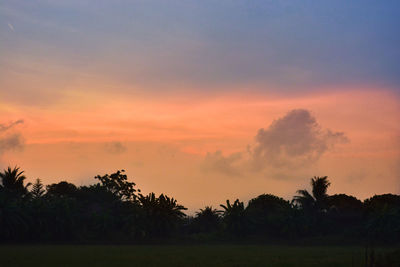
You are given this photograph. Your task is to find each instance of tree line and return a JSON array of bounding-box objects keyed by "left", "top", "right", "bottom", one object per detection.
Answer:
[{"left": 0, "top": 166, "right": 399, "bottom": 244}]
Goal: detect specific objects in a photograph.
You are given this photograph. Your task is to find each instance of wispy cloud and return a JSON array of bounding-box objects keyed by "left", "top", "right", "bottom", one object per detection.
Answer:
[
  {"left": 0, "top": 120, "right": 25, "bottom": 155},
  {"left": 202, "top": 150, "right": 242, "bottom": 176},
  {"left": 7, "top": 22, "right": 14, "bottom": 31},
  {"left": 0, "top": 134, "right": 24, "bottom": 155},
  {"left": 104, "top": 141, "right": 127, "bottom": 154},
  {"left": 0, "top": 120, "right": 24, "bottom": 133}
]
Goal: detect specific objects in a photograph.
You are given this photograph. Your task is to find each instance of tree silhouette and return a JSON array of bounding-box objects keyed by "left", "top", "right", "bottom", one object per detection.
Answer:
[
  {"left": 0, "top": 166, "right": 31, "bottom": 198},
  {"left": 220, "top": 199, "right": 247, "bottom": 236},
  {"left": 327, "top": 194, "right": 363, "bottom": 235},
  {"left": 0, "top": 165, "right": 399, "bottom": 244},
  {"left": 95, "top": 170, "right": 139, "bottom": 201},
  {"left": 293, "top": 176, "right": 331, "bottom": 212},
  {"left": 246, "top": 194, "right": 291, "bottom": 236},
  {"left": 0, "top": 192, "right": 29, "bottom": 240},
  {"left": 31, "top": 178, "right": 45, "bottom": 199},
  {"left": 0, "top": 167, "right": 31, "bottom": 240},
  {"left": 139, "top": 192, "right": 187, "bottom": 237},
  {"left": 364, "top": 194, "right": 400, "bottom": 243},
  {"left": 193, "top": 206, "right": 222, "bottom": 233},
  {"left": 46, "top": 181, "right": 77, "bottom": 198}
]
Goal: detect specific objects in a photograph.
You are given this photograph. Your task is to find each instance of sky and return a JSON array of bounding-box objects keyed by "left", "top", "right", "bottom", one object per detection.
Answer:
[{"left": 1, "top": 0, "right": 399, "bottom": 212}]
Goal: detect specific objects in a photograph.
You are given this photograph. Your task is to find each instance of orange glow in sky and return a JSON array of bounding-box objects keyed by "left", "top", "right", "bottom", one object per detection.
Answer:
[
  {"left": 1, "top": 1, "right": 400, "bottom": 212},
  {"left": 1, "top": 87, "right": 399, "bottom": 211}
]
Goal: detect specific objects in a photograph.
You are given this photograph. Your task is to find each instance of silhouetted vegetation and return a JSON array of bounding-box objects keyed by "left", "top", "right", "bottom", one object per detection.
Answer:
[{"left": 0, "top": 166, "right": 399, "bottom": 245}]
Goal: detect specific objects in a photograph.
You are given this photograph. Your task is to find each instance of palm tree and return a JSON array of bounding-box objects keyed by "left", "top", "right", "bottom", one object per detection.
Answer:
[
  {"left": 194, "top": 206, "right": 222, "bottom": 232},
  {"left": 0, "top": 166, "right": 31, "bottom": 197},
  {"left": 220, "top": 199, "right": 247, "bottom": 235},
  {"left": 293, "top": 176, "right": 331, "bottom": 212},
  {"left": 157, "top": 194, "right": 187, "bottom": 218},
  {"left": 196, "top": 206, "right": 222, "bottom": 218},
  {"left": 139, "top": 192, "right": 187, "bottom": 237}
]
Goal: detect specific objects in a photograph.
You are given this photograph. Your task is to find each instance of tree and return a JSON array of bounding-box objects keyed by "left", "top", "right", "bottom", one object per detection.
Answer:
[
  {"left": 46, "top": 181, "right": 77, "bottom": 198},
  {"left": 328, "top": 194, "right": 363, "bottom": 213},
  {"left": 293, "top": 176, "right": 331, "bottom": 212},
  {"left": 75, "top": 184, "right": 128, "bottom": 240},
  {"left": 327, "top": 194, "right": 363, "bottom": 235},
  {"left": 246, "top": 194, "right": 291, "bottom": 236},
  {"left": 0, "top": 191, "right": 29, "bottom": 240},
  {"left": 139, "top": 192, "right": 187, "bottom": 237},
  {"left": 220, "top": 199, "right": 247, "bottom": 236},
  {"left": 193, "top": 206, "right": 222, "bottom": 233},
  {"left": 31, "top": 178, "right": 45, "bottom": 199},
  {"left": 292, "top": 176, "right": 331, "bottom": 235},
  {"left": 363, "top": 194, "right": 400, "bottom": 243},
  {"left": 364, "top": 194, "right": 400, "bottom": 212},
  {"left": 95, "top": 170, "right": 139, "bottom": 201},
  {"left": 0, "top": 166, "right": 31, "bottom": 198},
  {"left": 0, "top": 167, "right": 31, "bottom": 240}
]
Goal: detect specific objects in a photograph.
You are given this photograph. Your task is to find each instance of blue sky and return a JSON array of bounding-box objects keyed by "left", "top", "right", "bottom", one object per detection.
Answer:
[{"left": 1, "top": 0, "right": 399, "bottom": 97}]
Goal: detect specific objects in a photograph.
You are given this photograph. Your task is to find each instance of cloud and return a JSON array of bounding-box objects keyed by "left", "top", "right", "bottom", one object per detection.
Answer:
[
  {"left": 0, "top": 134, "right": 24, "bottom": 155},
  {"left": 252, "top": 109, "right": 348, "bottom": 169},
  {"left": 7, "top": 23, "right": 15, "bottom": 32},
  {"left": 104, "top": 141, "right": 127, "bottom": 154},
  {"left": 202, "top": 150, "right": 242, "bottom": 176},
  {"left": 0, "top": 120, "right": 25, "bottom": 155},
  {"left": 0, "top": 120, "right": 24, "bottom": 132},
  {"left": 202, "top": 109, "right": 349, "bottom": 176}
]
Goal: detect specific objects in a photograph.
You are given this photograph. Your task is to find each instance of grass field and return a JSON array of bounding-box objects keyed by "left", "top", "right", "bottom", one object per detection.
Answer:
[{"left": 0, "top": 244, "right": 398, "bottom": 266}]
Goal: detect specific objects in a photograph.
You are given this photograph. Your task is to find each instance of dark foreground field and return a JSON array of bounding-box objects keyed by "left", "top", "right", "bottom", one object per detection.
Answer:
[{"left": 1, "top": 245, "right": 398, "bottom": 267}]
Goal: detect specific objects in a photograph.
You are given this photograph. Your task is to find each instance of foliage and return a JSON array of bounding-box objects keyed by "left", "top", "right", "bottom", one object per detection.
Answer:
[
  {"left": 0, "top": 167, "right": 399, "bottom": 244},
  {"left": 192, "top": 206, "right": 222, "bottom": 233},
  {"left": 220, "top": 199, "right": 247, "bottom": 236},
  {"left": 139, "top": 192, "right": 187, "bottom": 237},
  {"left": 95, "top": 170, "right": 139, "bottom": 201},
  {"left": 293, "top": 176, "right": 331, "bottom": 213},
  {"left": 246, "top": 194, "right": 292, "bottom": 237},
  {"left": 326, "top": 194, "right": 363, "bottom": 235},
  {"left": 363, "top": 194, "right": 400, "bottom": 243},
  {"left": 0, "top": 166, "right": 31, "bottom": 198},
  {"left": 46, "top": 181, "right": 77, "bottom": 198},
  {"left": 31, "top": 178, "right": 45, "bottom": 199}
]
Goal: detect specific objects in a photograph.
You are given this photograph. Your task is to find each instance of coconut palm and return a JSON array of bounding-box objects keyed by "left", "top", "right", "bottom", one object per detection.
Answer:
[
  {"left": 194, "top": 206, "right": 222, "bottom": 232},
  {"left": 157, "top": 194, "right": 187, "bottom": 218},
  {"left": 220, "top": 199, "right": 247, "bottom": 235},
  {"left": 293, "top": 176, "right": 331, "bottom": 212},
  {"left": 139, "top": 192, "right": 187, "bottom": 237},
  {"left": 196, "top": 206, "right": 222, "bottom": 218},
  {"left": 0, "top": 166, "right": 31, "bottom": 197}
]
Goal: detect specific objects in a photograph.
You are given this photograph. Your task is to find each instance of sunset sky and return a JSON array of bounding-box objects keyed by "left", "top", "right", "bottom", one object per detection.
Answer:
[{"left": 1, "top": 0, "right": 399, "bottom": 212}]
